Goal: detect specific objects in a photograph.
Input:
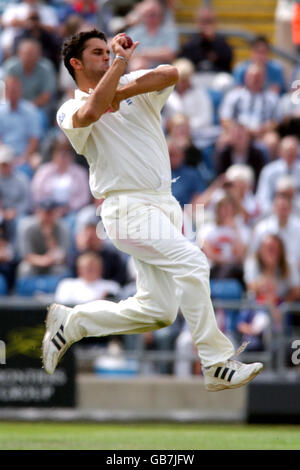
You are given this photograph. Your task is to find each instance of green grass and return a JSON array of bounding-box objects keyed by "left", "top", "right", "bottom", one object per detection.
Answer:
[{"left": 0, "top": 422, "right": 299, "bottom": 450}]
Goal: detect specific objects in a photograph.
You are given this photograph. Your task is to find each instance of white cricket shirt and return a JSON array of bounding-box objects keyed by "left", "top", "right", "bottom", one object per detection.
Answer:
[{"left": 57, "top": 68, "right": 174, "bottom": 199}]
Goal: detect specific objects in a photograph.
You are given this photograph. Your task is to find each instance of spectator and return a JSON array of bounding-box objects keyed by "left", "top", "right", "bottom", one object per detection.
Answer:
[
  {"left": 194, "top": 164, "right": 259, "bottom": 226},
  {"left": 168, "top": 137, "right": 205, "bottom": 208},
  {"left": 16, "top": 199, "right": 70, "bottom": 278},
  {"left": 31, "top": 136, "right": 91, "bottom": 217},
  {"left": 0, "top": 75, "right": 42, "bottom": 174},
  {"left": 54, "top": 251, "right": 121, "bottom": 305},
  {"left": 166, "top": 113, "right": 204, "bottom": 169},
  {"left": 0, "top": 144, "right": 31, "bottom": 241},
  {"left": 219, "top": 63, "right": 279, "bottom": 138},
  {"left": 201, "top": 194, "right": 250, "bottom": 285},
  {"left": 233, "top": 35, "right": 286, "bottom": 95},
  {"left": 1, "top": 38, "right": 57, "bottom": 128},
  {"left": 57, "top": 0, "right": 100, "bottom": 27},
  {"left": 13, "top": 9, "right": 62, "bottom": 70},
  {"left": 258, "top": 130, "right": 281, "bottom": 162},
  {"left": 256, "top": 135, "right": 300, "bottom": 215},
  {"left": 274, "top": 174, "right": 300, "bottom": 217},
  {"left": 214, "top": 122, "right": 266, "bottom": 187},
  {"left": 0, "top": 0, "right": 59, "bottom": 57},
  {"left": 0, "top": 232, "right": 16, "bottom": 291},
  {"left": 244, "top": 233, "right": 300, "bottom": 331},
  {"left": 277, "top": 80, "right": 300, "bottom": 137},
  {"left": 162, "top": 58, "right": 214, "bottom": 146},
  {"left": 126, "top": 0, "right": 179, "bottom": 70},
  {"left": 251, "top": 192, "right": 300, "bottom": 270},
  {"left": 74, "top": 222, "right": 129, "bottom": 286},
  {"left": 178, "top": 6, "right": 233, "bottom": 74}
]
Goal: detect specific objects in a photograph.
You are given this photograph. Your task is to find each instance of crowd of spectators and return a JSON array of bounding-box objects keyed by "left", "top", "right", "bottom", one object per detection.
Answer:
[{"left": 0, "top": 0, "right": 300, "bottom": 374}]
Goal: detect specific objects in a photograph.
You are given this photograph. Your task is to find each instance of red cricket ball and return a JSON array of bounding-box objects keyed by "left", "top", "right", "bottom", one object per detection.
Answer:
[{"left": 123, "top": 35, "right": 133, "bottom": 49}]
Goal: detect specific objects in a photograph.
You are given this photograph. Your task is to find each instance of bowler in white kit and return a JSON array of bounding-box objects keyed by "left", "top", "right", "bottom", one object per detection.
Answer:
[{"left": 42, "top": 29, "right": 263, "bottom": 391}]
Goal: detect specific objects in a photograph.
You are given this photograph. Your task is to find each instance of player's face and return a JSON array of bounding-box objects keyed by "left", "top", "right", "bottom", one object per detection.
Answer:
[{"left": 80, "top": 38, "right": 111, "bottom": 80}]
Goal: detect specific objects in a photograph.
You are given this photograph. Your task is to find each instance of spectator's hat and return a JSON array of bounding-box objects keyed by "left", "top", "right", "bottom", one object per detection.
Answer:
[{"left": 0, "top": 145, "right": 14, "bottom": 164}]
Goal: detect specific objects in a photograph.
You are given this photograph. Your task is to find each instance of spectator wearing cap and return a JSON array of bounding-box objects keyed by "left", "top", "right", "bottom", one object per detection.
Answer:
[
  {"left": 0, "top": 75, "right": 42, "bottom": 176},
  {"left": 54, "top": 251, "right": 121, "bottom": 306},
  {"left": 233, "top": 35, "right": 286, "bottom": 95},
  {"left": 0, "top": 144, "right": 31, "bottom": 242},
  {"left": 219, "top": 63, "right": 279, "bottom": 138},
  {"left": 256, "top": 135, "right": 300, "bottom": 215},
  {"left": 16, "top": 198, "right": 70, "bottom": 279}
]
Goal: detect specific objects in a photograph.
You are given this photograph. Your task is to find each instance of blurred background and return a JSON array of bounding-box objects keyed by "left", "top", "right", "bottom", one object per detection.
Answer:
[{"left": 0, "top": 0, "right": 300, "bottom": 424}]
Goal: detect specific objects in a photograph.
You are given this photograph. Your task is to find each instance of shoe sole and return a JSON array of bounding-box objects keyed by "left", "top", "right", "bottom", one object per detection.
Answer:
[{"left": 205, "top": 363, "right": 264, "bottom": 392}]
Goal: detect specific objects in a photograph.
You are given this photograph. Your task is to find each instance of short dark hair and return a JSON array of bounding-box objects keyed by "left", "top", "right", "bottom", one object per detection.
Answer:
[
  {"left": 62, "top": 29, "right": 107, "bottom": 81},
  {"left": 251, "top": 35, "right": 270, "bottom": 49}
]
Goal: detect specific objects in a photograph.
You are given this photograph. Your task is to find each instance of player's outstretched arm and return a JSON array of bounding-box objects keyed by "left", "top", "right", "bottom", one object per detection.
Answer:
[
  {"left": 111, "top": 65, "right": 179, "bottom": 111},
  {"left": 73, "top": 34, "right": 139, "bottom": 128}
]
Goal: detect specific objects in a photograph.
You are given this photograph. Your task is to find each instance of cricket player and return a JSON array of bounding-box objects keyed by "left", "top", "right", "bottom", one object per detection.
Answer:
[{"left": 42, "top": 29, "right": 263, "bottom": 390}]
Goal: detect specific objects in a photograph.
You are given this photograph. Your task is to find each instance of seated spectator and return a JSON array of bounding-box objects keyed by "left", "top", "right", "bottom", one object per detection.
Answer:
[
  {"left": 244, "top": 233, "right": 300, "bottom": 332},
  {"left": 251, "top": 192, "right": 300, "bottom": 271},
  {"left": 126, "top": 0, "right": 179, "bottom": 70},
  {"left": 258, "top": 130, "right": 281, "bottom": 162},
  {"left": 168, "top": 137, "right": 205, "bottom": 208},
  {"left": 0, "top": 0, "right": 59, "bottom": 57},
  {"left": 16, "top": 199, "right": 70, "bottom": 278},
  {"left": 275, "top": 175, "right": 300, "bottom": 217},
  {"left": 1, "top": 38, "right": 57, "bottom": 128},
  {"left": 74, "top": 222, "right": 129, "bottom": 286},
  {"left": 162, "top": 58, "right": 214, "bottom": 147},
  {"left": 31, "top": 136, "right": 91, "bottom": 218},
  {"left": 75, "top": 197, "right": 104, "bottom": 235},
  {"left": 0, "top": 144, "right": 31, "bottom": 242},
  {"left": 178, "top": 6, "right": 233, "bottom": 75},
  {"left": 214, "top": 122, "right": 266, "bottom": 187},
  {"left": 166, "top": 114, "right": 207, "bottom": 174},
  {"left": 219, "top": 63, "right": 279, "bottom": 138},
  {"left": 256, "top": 135, "right": 300, "bottom": 215},
  {"left": 201, "top": 194, "right": 250, "bottom": 285},
  {"left": 13, "top": 9, "right": 62, "bottom": 70},
  {"left": 277, "top": 80, "right": 300, "bottom": 137},
  {"left": 0, "top": 231, "right": 16, "bottom": 291},
  {"left": 233, "top": 35, "right": 286, "bottom": 95},
  {"left": 0, "top": 75, "right": 42, "bottom": 176},
  {"left": 194, "top": 164, "right": 259, "bottom": 226},
  {"left": 54, "top": 251, "right": 121, "bottom": 305},
  {"left": 57, "top": 0, "right": 100, "bottom": 27}
]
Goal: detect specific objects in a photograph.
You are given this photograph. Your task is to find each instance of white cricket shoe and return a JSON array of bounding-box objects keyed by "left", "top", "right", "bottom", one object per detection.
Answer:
[
  {"left": 203, "top": 359, "right": 263, "bottom": 391},
  {"left": 42, "top": 303, "right": 73, "bottom": 375}
]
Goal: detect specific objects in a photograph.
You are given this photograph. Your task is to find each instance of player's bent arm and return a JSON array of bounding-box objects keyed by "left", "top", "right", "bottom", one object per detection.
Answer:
[
  {"left": 115, "top": 65, "right": 179, "bottom": 103},
  {"left": 73, "top": 58, "right": 128, "bottom": 128}
]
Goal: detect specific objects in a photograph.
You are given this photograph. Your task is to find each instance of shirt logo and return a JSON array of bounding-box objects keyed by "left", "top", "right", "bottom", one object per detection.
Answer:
[
  {"left": 58, "top": 112, "right": 65, "bottom": 125},
  {"left": 126, "top": 99, "right": 133, "bottom": 106}
]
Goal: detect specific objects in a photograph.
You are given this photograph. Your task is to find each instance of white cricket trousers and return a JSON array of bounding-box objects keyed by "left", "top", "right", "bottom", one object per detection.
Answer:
[{"left": 64, "top": 190, "right": 234, "bottom": 367}]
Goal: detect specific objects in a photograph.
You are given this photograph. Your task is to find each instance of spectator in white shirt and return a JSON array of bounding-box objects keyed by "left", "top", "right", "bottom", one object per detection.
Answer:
[
  {"left": 162, "top": 58, "right": 214, "bottom": 144},
  {"left": 54, "top": 251, "right": 121, "bottom": 306},
  {"left": 256, "top": 135, "right": 300, "bottom": 215}
]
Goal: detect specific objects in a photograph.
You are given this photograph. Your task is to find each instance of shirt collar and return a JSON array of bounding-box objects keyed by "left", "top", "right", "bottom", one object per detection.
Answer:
[{"left": 74, "top": 88, "right": 94, "bottom": 99}]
